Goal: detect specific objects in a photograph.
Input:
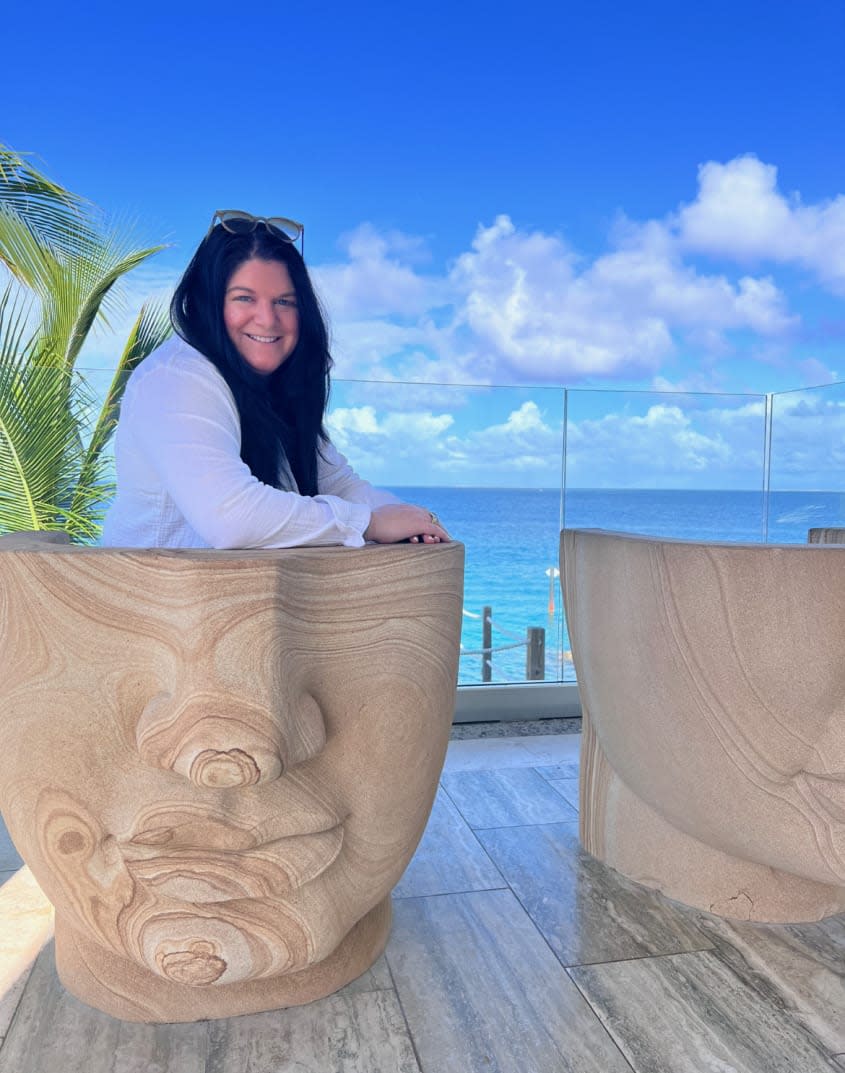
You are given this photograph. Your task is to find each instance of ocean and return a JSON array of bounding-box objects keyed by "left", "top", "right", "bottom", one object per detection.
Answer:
[{"left": 387, "top": 487, "right": 845, "bottom": 686}]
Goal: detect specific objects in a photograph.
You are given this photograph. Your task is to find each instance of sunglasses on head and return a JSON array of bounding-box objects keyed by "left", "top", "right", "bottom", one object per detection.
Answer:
[{"left": 208, "top": 210, "right": 305, "bottom": 254}]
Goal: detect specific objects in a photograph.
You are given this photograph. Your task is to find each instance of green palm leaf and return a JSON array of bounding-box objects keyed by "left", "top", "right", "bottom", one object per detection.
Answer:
[
  {"left": 35, "top": 234, "right": 166, "bottom": 371},
  {"left": 0, "top": 144, "right": 169, "bottom": 540},
  {"left": 0, "top": 289, "right": 98, "bottom": 537},
  {"left": 0, "top": 144, "right": 96, "bottom": 265},
  {"left": 71, "top": 298, "right": 173, "bottom": 516}
]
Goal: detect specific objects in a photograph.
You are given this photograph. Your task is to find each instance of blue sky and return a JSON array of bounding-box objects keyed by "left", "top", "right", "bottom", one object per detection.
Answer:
[{"left": 5, "top": 0, "right": 845, "bottom": 486}]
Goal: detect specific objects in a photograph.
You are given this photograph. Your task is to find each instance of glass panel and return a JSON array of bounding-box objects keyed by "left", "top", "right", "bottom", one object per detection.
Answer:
[
  {"left": 562, "top": 388, "right": 769, "bottom": 680},
  {"left": 767, "top": 381, "right": 845, "bottom": 543},
  {"left": 328, "top": 380, "right": 566, "bottom": 685},
  {"left": 563, "top": 389, "right": 770, "bottom": 540}
]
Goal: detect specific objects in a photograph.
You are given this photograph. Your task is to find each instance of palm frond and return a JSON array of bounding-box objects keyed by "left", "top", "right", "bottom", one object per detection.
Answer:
[
  {"left": 72, "top": 298, "right": 172, "bottom": 511},
  {"left": 0, "top": 144, "right": 96, "bottom": 264},
  {"left": 36, "top": 237, "right": 166, "bottom": 371}
]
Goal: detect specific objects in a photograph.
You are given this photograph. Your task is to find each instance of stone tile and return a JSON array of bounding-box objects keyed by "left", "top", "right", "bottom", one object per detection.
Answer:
[
  {"left": 547, "top": 778, "right": 580, "bottom": 811},
  {"left": 442, "top": 737, "right": 553, "bottom": 772},
  {"left": 477, "top": 822, "right": 711, "bottom": 966},
  {"left": 0, "top": 865, "right": 54, "bottom": 1034},
  {"left": 387, "top": 889, "right": 631, "bottom": 1073},
  {"left": 833, "top": 1054, "right": 845, "bottom": 1070},
  {"left": 0, "top": 821, "right": 22, "bottom": 873},
  {"left": 534, "top": 761, "right": 580, "bottom": 780},
  {"left": 336, "top": 954, "right": 393, "bottom": 996},
  {"left": 394, "top": 789, "right": 505, "bottom": 898},
  {"left": 0, "top": 962, "right": 34, "bottom": 1043},
  {"left": 440, "top": 768, "right": 578, "bottom": 829},
  {"left": 206, "top": 988, "right": 420, "bottom": 1073},
  {"left": 696, "top": 913, "right": 845, "bottom": 1055},
  {"left": 571, "top": 948, "right": 837, "bottom": 1073},
  {"left": 0, "top": 944, "right": 207, "bottom": 1073},
  {"left": 519, "top": 734, "right": 581, "bottom": 765}
]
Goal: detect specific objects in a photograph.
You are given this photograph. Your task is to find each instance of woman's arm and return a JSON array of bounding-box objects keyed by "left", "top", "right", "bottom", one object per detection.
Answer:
[
  {"left": 318, "top": 442, "right": 449, "bottom": 544},
  {"left": 124, "top": 355, "right": 372, "bottom": 548},
  {"left": 317, "top": 442, "right": 401, "bottom": 507}
]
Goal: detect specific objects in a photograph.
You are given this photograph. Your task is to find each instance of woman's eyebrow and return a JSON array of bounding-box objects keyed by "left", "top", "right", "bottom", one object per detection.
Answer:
[{"left": 226, "top": 285, "right": 297, "bottom": 297}]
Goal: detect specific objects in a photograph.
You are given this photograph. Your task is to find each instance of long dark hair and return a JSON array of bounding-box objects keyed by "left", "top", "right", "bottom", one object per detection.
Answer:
[{"left": 170, "top": 225, "right": 332, "bottom": 495}]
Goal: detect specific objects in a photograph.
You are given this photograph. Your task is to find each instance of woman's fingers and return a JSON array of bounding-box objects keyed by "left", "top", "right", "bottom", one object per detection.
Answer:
[{"left": 364, "top": 504, "right": 450, "bottom": 544}]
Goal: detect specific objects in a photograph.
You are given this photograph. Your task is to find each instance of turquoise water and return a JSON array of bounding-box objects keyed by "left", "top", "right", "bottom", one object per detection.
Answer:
[{"left": 388, "top": 487, "right": 845, "bottom": 685}]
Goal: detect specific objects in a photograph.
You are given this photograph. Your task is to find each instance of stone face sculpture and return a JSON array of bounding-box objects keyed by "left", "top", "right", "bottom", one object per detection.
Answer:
[
  {"left": 0, "top": 536, "right": 464, "bottom": 1022},
  {"left": 561, "top": 528, "right": 845, "bottom": 924},
  {"left": 809, "top": 527, "right": 845, "bottom": 544}
]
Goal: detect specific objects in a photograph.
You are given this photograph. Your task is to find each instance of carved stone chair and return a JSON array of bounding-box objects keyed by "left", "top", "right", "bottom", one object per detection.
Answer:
[
  {"left": 809, "top": 528, "right": 845, "bottom": 544},
  {"left": 0, "top": 535, "right": 464, "bottom": 1022},
  {"left": 561, "top": 528, "right": 845, "bottom": 924}
]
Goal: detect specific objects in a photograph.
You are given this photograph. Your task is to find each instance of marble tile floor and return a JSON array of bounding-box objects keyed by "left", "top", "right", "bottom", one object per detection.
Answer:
[{"left": 0, "top": 731, "right": 842, "bottom": 1073}]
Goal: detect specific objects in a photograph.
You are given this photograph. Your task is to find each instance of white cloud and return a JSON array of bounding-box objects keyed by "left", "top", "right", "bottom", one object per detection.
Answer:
[
  {"left": 677, "top": 156, "right": 845, "bottom": 295},
  {"left": 313, "top": 224, "right": 445, "bottom": 319},
  {"left": 327, "top": 398, "right": 563, "bottom": 485}
]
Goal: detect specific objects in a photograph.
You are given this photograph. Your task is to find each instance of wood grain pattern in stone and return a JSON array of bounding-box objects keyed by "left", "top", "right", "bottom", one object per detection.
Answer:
[
  {"left": 534, "top": 762, "right": 580, "bottom": 780},
  {"left": 393, "top": 789, "right": 505, "bottom": 899},
  {"left": 477, "top": 821, "right": 711, "bottom": 966},
  {"left": 695, "top": 913, "right": 845, "bottom": 1054},
  {"left": 205, "top": 989, "right": 420, "bottom": 1073},
  {"left": 0, "top": 538, "right": 464, "bottom": 1021},
  {"left": 563, "top": 528, "right": 845, "bottom": 922},
  {"left": 0, "top": 944, "right": 207, "bottom": 1073},
  {"left": 570, "top": 948, "right": 839, "bottom": 1073},
  {"left": 386, "top": 889, "right": 633, "bottom": 1073},
  {"left": 547, "top": 778, "right": 580, "bottom": 811},
  {"left": 440, "top": 768, "right": 578, "bottom": 829}
]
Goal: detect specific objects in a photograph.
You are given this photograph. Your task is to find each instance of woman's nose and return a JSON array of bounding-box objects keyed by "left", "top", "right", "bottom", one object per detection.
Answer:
[
  {"left": 135, "top": 690, "right": 326, "bottom": 788},
  {"left": 252, "top": 301, "right": 280, "bottom": 328}
]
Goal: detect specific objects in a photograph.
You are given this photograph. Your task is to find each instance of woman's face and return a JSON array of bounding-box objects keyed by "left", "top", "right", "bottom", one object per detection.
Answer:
[{"left": 223, "top": 258, "right": 299, "bottom": 375}]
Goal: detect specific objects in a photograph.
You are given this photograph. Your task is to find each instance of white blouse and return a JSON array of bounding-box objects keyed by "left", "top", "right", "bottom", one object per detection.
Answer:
[{"left": 101, "top": 338, "right": 397, "bottom": 549}]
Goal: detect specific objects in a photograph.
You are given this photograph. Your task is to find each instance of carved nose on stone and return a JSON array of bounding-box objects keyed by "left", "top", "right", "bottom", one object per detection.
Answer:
[{"left": 135, "top": 692, "right": 287, "bottom": 787}]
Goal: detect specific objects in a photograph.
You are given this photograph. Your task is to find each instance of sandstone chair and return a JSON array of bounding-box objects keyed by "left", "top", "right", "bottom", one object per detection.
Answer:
[
  {"left": 0, "top": 534, "right": 464, "bottom": 1022},
  {"left": 809, "top": 528, "right": 845, "bottom": 544},
  {"left": 561, "top": 528, "right": 845, "bottom": 924}
]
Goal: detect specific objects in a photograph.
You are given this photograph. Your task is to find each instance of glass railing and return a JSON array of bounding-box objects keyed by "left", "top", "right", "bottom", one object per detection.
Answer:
[
  {"left": 31, "top": 370, "right": 844, "bottom": 687},
  {"left": 766, "top": 381, "right": 845, "bottom": 542},
  {"left": 328, "top": 380, "right": 567, "bottom": 686}
]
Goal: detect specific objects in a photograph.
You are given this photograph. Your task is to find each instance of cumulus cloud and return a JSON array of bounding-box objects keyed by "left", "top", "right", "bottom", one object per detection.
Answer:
[
  {"left": 313, "top": 223, "right": 446, "bottom": 319},
  {"left": 564, "top": 401, "right": 767, "bottom": 486},
  {"left": 323, "top": 181, "right": 810, "bottom": 388},
  {"left": 677, "top": 156, "right": 845, "bottom": 295},
  {"left": 327, "top": 397, "right": 564, "bottom": 485}
]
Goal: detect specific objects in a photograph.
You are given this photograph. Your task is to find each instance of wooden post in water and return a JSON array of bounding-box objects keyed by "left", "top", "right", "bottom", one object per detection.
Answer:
[
  {"left": 482, "top": 605, "right": 492, "bottom": 682},
  {"left": 526, "top": 627, "right": 545, "bottom": 680}
]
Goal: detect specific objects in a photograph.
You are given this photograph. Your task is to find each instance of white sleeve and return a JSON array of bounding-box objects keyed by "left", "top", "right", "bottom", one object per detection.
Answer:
[
  {"left": 318, "top": 442, "right": 402, "bottom": 507},
  {"left": 127, "top": 359, "right": 372, "bottom": 549}
]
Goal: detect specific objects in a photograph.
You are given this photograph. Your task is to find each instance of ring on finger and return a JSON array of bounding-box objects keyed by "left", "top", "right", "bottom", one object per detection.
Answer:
[{"left": 429, "top": 511, "right": 440, "bottom": 525}]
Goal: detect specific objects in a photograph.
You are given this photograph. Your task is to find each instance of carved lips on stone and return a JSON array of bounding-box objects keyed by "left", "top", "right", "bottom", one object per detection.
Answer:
[{"left": 120, "top": 824, "right": 345, "bottom": 902}]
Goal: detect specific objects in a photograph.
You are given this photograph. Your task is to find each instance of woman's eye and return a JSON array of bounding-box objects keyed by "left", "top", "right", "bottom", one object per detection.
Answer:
[{"left": 278, "top": 298, "right": 297, "bottom": 308}]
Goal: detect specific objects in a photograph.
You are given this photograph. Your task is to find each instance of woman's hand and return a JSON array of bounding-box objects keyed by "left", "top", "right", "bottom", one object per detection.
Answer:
[{"left": 364, "top": 504, "right": 450, "bottom": 544}]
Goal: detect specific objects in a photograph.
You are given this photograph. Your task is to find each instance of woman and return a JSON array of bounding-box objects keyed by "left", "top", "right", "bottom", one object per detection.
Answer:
[{"left": 102, "top": 210, "right": 448, "bottom": 549}]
